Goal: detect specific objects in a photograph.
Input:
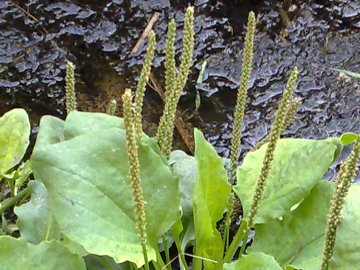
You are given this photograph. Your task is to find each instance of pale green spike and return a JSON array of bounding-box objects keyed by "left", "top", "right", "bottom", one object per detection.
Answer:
[
  {"left": 321, "top": 137, "right": 360, "bottom": 270},
  {"left": 106, "top": 99, "right": 117, "bottom": 115},
  {"left": 134, "top": 31, "right": 156, "bottom": 142},
  {"left": 229, "top": 11, "right": 256, "bottom": 184},
  {"left": 65, "top": 61, "right": 77, "bottom": 114},
  {"left": 164, "top": 18, "right": 177, "bottom": 98},
  {"left": 156, "top": 6, "right": 195, "bottom": 157},
  {"left": 122, "top": 89, "right": 149, "bottom": 269}
]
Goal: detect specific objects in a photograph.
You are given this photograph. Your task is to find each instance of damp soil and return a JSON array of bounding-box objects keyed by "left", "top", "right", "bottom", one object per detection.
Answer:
[{"left": 1, "top": 0, "right": 359, "bottom": 177}]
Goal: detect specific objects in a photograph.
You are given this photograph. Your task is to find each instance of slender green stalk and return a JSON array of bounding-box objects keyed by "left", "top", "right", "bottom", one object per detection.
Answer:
[
  {"left": 134, "top": 31, "right": 156, "bottom": 141},
  {"left": 65, "top": 61, "right": 77, "bottom": 113},
  {"left": 173, "top": 237, "right": 188, "bottom": 269},
  {"left": 100, "top": 257, "right": 113, "bottom": 270},
  {"left": 246, "top": 68, "right": 298, "bottom": 232},
  {"left": 44, "top": 213, "right": 53, "bottom": 241},
  {"left": 219, "top": 219, "right": 247, "bottom": 266},
  {"left": 223, "top": 11, "right": 256, "bottom": 252},
  {"left": 122, "top": 89, "right": 149, "bottom": 270},
  {"left": 0, "top": 187, "right": 30, "bottom": 215},
  {"left": 255, "top": 97, "right": 302, "bottom": 150},
  {"left": 164, "top": 19, "right": 177, "bottom": 98},
  {"left": 155, "top": 247, "right": 166, "bottom": 269},
  {"left": 321, "top": 137, "right": 360, "bottom": 270},
  {"left": 156, "top": 6, "right": 194, "bottom": 157},
  {"left": 229, "top": 11, "right": 256, "bottom": 184},
  {"left": 223, "top": 68, "right": 298, "bottom": 263},
  {"left": 106, "top": 99, "right": 117, "bottom": 115},
  {"left": 129, "top": 263, "right": 138, "bottom": 270},
  {"left": 162, "top": 235, "right": 171, "bottom": 269}
]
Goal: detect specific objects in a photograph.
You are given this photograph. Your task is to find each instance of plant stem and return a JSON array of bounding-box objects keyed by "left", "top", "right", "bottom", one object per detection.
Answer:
[
  {"left": 129, "top": 263, "right": 137, "bottom": 270},
  {"left": 65, "top": 61, "right": 77, "bottom": 113},
  {"left": 173, "top": 237, "right": 188, "bottom": 269},
  {"left": 44, "top": 212, "right": 52, "bottom": 241},
  {"left": 0, "top": 187, "right": 30, "bottom": 215},
  {"left": 155, "top": 247, "right": 166, "bottom": 269},
  {"left": 238, "top": 229, "right": 249, "bottom": 256},
  {"left": 100, "top": 257, "right": 113, "bottom": 270},
  {"left": 219, "top": 220, "right": 247, "bottom": 266},
  {"left": 122, "top": 89, "right": 150, "bottom": 270},
  {"left": 142, "top": 245, "right": 150, "bottom": 270},
  {"left": 162, "top": 235, "right": 171, "bottom": 269},
  {"left": 321, "top": 137, "right": 360, "bottom": 269}
]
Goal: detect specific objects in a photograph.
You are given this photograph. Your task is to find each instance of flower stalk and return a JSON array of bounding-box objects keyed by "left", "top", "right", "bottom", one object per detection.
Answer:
[
  {"left": 122, "top": 89, "right": 149, "bottom": 270},
  {"left": 65, "top": 61, "right": 77, "bottom": 114},
  {"left": 106, "top": 99, "right": 117, "bottom": 115},
  {"left": 164, "top": 18, "right": 177, "bottom": 98},
  {"left": 134, "top": 31, "right": 156, "bottom": 142},
  {"left": 247, "top": 68, "right": 298, "bottom": 232},
  {"left": 223, "top": 11, "right": 256, "bottom": 251},
  {"left": 255, "top": 97, "right": 302, "bottom": 150},
  {"left": 229, "top": 11, "right": 256, "bottom": 184},
  {"left": 222, "top": 68, "right": 298, "bottom": 263},
  {"left": 156, "top": 6, "right": 194, "bottom": 158},
  {"left": 321, "top": 137, "right": 360, "bottom": 270}
]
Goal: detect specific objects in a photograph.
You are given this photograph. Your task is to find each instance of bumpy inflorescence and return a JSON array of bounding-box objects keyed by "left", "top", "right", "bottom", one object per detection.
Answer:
[
  {"left": 247, "top": 68, "right": 298, "bottom": 229},
  {"left": 229, "top": 11, "right": 256, "bottom": 184},
  {"left": 65, "top": 61, "right": 77, "bottom": 114},
  {"left": 321, "top": 137, "right": 360, "bottom": 270},
  {"left": 122, "top": 89, "right": 148, "bottom": 250},
  {"left": 164, "top": 18, "right": 177, "bottom": 99},
  {"left": 106, "top": 99, "right": 117, "bottom": 115},
  {"left": 134, "top": 31, "right": 156, "bottom": 142},
  {"left": 255, "top": 96, "right": 302, "bottom": 150},
  {"left": 156, "top": 6, "right": 194, "bottom": 158}
]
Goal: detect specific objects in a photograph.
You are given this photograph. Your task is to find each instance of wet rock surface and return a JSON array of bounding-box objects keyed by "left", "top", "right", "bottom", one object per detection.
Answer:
[{"left": 0, "top": 0, "right": 359, "bottom": 178}]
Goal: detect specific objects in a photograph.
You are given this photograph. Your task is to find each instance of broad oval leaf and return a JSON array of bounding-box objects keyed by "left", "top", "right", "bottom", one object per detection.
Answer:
[
  {"left": 0, "top": 236, "right": 85, "bottom": 270},
  {"left": 339, "top": 132, "right": 358, "bottom": 146},
  {"left": 169, "top": 150, "right": 198, "bottom": 252},
  {"left": 250, "top": 181, "right": 333, "bottom": 269},
  {"left": 31, "top": 114, "right": 181, "bottom": 267},
  {"left": 223, "top": 252, "right": 282, "bottom": 270},
  {"left": 330, "top": 183, "right": 360, "bottom": 269},
  {"left": 193, "top": 129, "right": 231, "bottom": 270},
  {"left": 0, "top": 109, "right": 30, "bottom": 174},
  {"left": 63, "top": 111, "right": 124, "bottom": 139},
  {"left": 251, "top": 181, "right": 360, "bottom": 270},
  {"left": 33, "top": 115, "right": 65, "bottom": 151},
  {"left": 169, "top": 150, "right": 197, "bottom": 221},
  {"left": 15, "top": 180, "right": 61, "bottom": 244},
  {"left": 235, "top": 138, "right": 338, "bottom": 224}
]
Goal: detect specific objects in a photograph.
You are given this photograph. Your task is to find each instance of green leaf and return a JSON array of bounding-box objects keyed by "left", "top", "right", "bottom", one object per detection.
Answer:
[
  {"left": 0, "top": 236, "right": 86, "bottom": 269},
  {"left": 193, "top": 129, "right": 231, "bottom": 270},
  {"left": 250, "top": 181, "right": 333, "bottom": 269},
  {"left": 31, "top": 113, "right": 181, "bottom": 267},
  {"left": 85, "top": 255, "right": 129, "bottom": 270},
  {"left": 235, "top": 138, "right": 338, "bottom": 224},
  {"left": 332, "top": 68, "right": 360, "bottom": 79},
  {"left": 251, "top": 181, "right": 360, "bottom": 270},
  {"left": 64, "top": 111, "right": 166, "bottom": 163},
  {"left": 339, "top": 132, "right": 359, "bottom": 145},
  {"left": 15, "top": 180, "right": 61, "bottom": 244},
  {"left": 223, "top": 252, "right": 282, "bottom": 270},
  {"left": 0, "top": 109, "right": 30, "bottom": 174},
  {"left": 169, "top": 150, "right": 197, "bottom": 222},
  {"left": 15, "top": 180, "right": 88, "bottom": 256},
  {"left": 330, "top": 184, "right": 360, "bottom": 269},
  {"left": 63, "top": 111, "right": 124, "bottom": 139},
  {"left": 169, "top": 150, "right": 198, "bottom": 251},
  {"left": 33, "top": 115, "right": 65, "bottom": 152}
]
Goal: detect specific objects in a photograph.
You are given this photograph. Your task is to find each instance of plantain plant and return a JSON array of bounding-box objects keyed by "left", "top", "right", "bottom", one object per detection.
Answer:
[{"left": 0, "top": 6, "right": 359, "bottom": 270}]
